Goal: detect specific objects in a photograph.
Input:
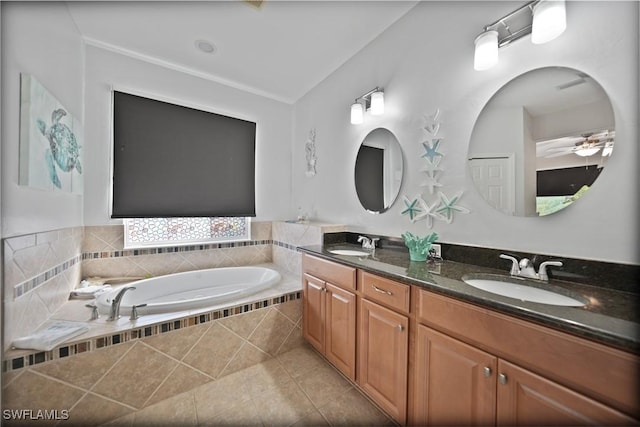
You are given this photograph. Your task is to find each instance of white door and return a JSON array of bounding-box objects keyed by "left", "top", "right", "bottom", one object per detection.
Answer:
[{"left": 469, "top": 156, "right": 515, "bottom": 215}]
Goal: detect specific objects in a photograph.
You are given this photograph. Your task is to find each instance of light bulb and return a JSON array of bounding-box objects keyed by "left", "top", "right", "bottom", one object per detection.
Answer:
[
  {"left": 370, "top": 91, "right": 384, "bottom": 115},
  {"left": 532, "top": 0, "right": 566, "bottom": 44},
  {"left": 351, "top": 102, "right": 364, "bottom": 124},
  {"left": 575, "top": 147, "right": 600, "bottom": 157},
  {"left": 474, "top": 30, "right": 499, "bottom": 71}
]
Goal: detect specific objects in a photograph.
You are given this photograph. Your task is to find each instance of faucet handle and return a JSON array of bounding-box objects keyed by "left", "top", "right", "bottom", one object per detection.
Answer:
[
  {"left": 370, "top": 237, "right": 380, "bottom": 247},
  {"left": 85, "top": 303, "right": 99, "bottom": 320},
  {"left": 538, "top": 260, "right": 563, "bottom": 281},
  {"left": 499, "top": 254, "right": 520, "bottom": 275},
  {"left": 130, "top": 303, "right": 147, "bottom": 320}
]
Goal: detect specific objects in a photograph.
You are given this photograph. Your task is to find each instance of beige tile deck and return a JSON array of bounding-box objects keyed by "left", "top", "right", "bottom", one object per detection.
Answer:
[{"left": 106, "top": 344, "right": 396, "bottom": 427}]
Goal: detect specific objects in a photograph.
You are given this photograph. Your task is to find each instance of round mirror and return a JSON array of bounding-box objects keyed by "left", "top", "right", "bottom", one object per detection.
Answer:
[
  {"left": 468, "top": 67, "right": 614, "bottom": 217},
  {"left": 355, "top": 128, "right": 404, "bottom": 213}
]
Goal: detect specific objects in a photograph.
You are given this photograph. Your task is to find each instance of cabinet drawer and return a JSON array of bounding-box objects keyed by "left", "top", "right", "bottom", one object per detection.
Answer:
[
  {"left": 302, "top": 254, "right": 356, "bottom": 290},
  {"left": 416, "top": 288, "right": 640, "bottom": 418},
  {"left": 360, "top": 271, "right": 410, "bottom": 313}
]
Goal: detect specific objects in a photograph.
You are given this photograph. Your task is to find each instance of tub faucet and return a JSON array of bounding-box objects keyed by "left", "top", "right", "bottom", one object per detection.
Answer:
[
  {"left": 108, "top": 286, "right": 136, "bottom": 321},
  {"left": 357, "top": 235, "right": 379, "bottom": 251},
  {"left": 499, "top": 254, "right": 563, "bottom": 282}
]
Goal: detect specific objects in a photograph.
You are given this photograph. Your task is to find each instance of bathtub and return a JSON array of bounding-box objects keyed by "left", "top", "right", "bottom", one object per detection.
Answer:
[{"left": 95, "top": 266, "right": 281, "bottom": 316}]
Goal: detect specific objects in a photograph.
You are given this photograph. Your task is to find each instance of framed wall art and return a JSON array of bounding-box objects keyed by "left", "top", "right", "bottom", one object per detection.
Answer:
[{"left": 19, "top": 74, "right": 83, "bottom": 193}]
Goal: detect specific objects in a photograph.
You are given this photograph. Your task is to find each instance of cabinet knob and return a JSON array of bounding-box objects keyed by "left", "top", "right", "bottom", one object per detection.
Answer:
[
  {"left": 397, "top": 324, "right": 404, "bottom": 332},
  {"left": 498, "top": 373, "right": 508, "bottom": 385},
  {"left": 483, "top": 367, "right": 492, "bottom": 377},
  {"left": 321, "top": 287, "right": 327, "bottom": 292}
]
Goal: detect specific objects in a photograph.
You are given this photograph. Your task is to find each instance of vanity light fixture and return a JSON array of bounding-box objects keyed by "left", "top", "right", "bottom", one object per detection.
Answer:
[
  {"left": 351, "top": 102, "right": 364, "bottom": 124},
  {"left": 350, "top": 87, "right": 384, "bottom": 124},
  {"left": 473, "top": 0, "right": 567, "bottom": 71},
  {"left": 531, "top": 0, "right": 567, "bottom": 44},
  {"left": 474, "top": 30, "right": 499, "bottom": 71},
  {"left": 370, "top": 90, "right": 384, "bottom": 115}
]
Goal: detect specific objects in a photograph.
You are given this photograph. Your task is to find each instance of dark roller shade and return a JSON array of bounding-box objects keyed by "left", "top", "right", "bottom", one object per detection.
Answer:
[
  {"left": 537, "top": 165, "right": 602, "bottom": 196},
  {"left": 111, "top": 91, "right": 256, "bottom": 218}
]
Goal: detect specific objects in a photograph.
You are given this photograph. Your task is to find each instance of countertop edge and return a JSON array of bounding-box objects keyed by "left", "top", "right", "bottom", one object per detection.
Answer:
[{"left": 298, "top": 245, "right": 640, "bottom": 354}]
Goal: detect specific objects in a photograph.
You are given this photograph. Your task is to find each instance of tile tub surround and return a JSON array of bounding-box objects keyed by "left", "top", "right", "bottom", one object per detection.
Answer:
[
  {"left": 1, "top": 220, "right": 314, "bottom": 361},
  {"left": 82, "top": 221, "right": 274, "bottom": 278},
  {"left": 272, "top": 221, "right": 346, "bottom": 277},
  {"left": 2, "top": 227, "right": 84, "bottom": 353},
  {"left": 3, "top": 263, "right": 301, "bottom": 371},
  {"left": 1, "top": 297, "right": 307, "bottom": 425}
]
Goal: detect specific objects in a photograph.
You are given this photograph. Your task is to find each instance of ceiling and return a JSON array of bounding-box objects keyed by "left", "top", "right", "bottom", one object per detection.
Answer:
[{"left": 66, "top": 1, "right": 419, "bottom": 104}]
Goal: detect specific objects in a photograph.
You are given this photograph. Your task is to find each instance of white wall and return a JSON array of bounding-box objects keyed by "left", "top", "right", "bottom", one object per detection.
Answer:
[
  {"left": 292, "top": 1, "right": 639, "bottom": 264},
  {"left": 1, "top": 2, "right": 85, "bottom": 238},
  {"left": 82, "top": 44, "right": 293, "bottom": 225}
]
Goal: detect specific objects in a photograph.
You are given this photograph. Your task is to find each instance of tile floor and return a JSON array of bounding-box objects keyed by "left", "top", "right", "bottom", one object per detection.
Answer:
[{"left": 103, "top": 344, "right": 396, "bottom": 426}]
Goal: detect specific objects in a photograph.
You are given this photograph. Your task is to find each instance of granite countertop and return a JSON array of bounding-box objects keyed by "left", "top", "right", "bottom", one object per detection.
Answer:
[{"left": 299, "top": 243, "right": 640, "bottom": 353}]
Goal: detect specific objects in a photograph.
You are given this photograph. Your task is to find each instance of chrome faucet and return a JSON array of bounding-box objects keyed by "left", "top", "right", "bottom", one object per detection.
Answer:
[
  {"left": 108, "top": 286, "right": 136, "bottom": 321},
  {"left": 357, "top": 235, "right": 379, "bottom": 251},
  {"left": 500, "top": 254, "right": 563, "bottom": 282}
]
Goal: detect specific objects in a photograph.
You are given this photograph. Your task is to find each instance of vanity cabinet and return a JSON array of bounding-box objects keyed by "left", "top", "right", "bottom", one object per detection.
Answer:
[
  {"left": 414, "top": 325, "right": 497, "bottom": 425},
  {"left": 359, "top": 298, "right": 409, "bottom": 424},
  {"left": 302, "top": 255, "right": 357, "bottom": 380},
  {"left": 358, "top": 271, "right": 410, "bottom": 424},
  {"left": 301, "top": 253, "right": 639, "bottom": 426},
  {"left": 412, "top": 288, "right": 639, "bottom": 425},
  {"left": 496, "top": 359, "right": 636, "bottom": 425}
]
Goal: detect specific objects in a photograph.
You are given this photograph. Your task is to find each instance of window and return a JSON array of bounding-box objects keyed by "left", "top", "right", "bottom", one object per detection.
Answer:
[
  {"left": 112, "top": 91, "right": 256, "bottom": 218},
  {"left": 123, "top": 217, "right": 251, "bottom": 249}
]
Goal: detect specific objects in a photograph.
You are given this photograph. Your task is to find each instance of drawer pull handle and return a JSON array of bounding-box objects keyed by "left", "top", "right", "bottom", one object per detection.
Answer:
[
  {"left": 397, "top": 324, "right": 404, "bottom": 332},
  {"left": 483, "top": 367, "right": 492, "bottom": 377},
  {"left": 499, "top": 373, "right": 508, "bottom": 385},
  {"left": 372, "top": 285, "right": 393, "bottom": 296}
]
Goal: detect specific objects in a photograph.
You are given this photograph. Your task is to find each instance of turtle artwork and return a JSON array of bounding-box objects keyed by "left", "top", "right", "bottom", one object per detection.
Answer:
[{"left": 37, "top": 108, "right": 82, "bottom": 189}]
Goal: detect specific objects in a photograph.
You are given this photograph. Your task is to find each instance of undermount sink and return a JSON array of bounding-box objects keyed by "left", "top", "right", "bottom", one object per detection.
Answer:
[
  {"left": 462, "top": 276, "right": 586, "bottom": 307},
  {"left": 329, "top": 249, "right": 370, "bottom": 256}
]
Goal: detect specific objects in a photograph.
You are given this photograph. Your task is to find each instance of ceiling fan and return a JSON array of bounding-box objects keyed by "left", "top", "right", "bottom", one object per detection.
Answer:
[{"left": 537, "top": 130, "right": 615, "bottom": 158}]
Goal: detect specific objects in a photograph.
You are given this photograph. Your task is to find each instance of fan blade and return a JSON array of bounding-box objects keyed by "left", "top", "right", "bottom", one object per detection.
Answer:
[
  {"left": 543, "top": 151, "right": 574, "bottom": 158},
  {"left": 545, "top": 147, "right": 576, "bottom": 153}
]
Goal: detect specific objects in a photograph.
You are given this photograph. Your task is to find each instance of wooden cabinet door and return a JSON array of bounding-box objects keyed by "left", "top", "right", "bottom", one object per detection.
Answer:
[
  {"left": 325, "top": 282, "right": 356, "bottom": 380},
  {"left": 302, "top": 274, "right": 325, "bottom": 353},
  {"left": 359, "top": 298, "right": 409, "bottom": 424},
  {"left": 497, "top": 360, "right": 637, "bottom": 426},
  {"left": 414, "top": 325, "right": 497, "bottom": 426}
]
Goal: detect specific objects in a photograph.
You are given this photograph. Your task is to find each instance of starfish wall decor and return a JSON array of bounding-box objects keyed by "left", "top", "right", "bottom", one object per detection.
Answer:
[{"left": 401, "top": 108, "right": 470, "bottom": 228}]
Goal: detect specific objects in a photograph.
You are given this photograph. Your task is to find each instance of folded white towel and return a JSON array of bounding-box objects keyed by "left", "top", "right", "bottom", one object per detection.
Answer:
[
  {"left": 70, "top": 284, "right": 111, "bottom": 299},
  {"left": 12, "top": 321, "right": 90, "bottom": 351}
]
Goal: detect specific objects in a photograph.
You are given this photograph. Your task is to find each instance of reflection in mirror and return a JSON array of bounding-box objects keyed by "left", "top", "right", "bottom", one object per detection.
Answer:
[
  {"left": 355, "top": 128, "right": 404, "bottom": 213},
  {"left": 468, "top": 67, "right": 614, "bottom": 217}
]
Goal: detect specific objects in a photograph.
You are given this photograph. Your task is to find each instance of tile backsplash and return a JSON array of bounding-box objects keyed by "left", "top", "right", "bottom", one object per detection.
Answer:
[{"left": 81, "top": 221, "right": 273, "bottom": 278}]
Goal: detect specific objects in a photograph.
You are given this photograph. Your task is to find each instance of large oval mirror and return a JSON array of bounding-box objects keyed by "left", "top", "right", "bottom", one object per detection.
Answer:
[
  {"left": 468, "top": 67, "right": 614, "bottom": 217},
  {"left": 355, "top": 128, "right": 404, "bottom": 213}
]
